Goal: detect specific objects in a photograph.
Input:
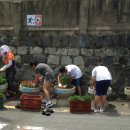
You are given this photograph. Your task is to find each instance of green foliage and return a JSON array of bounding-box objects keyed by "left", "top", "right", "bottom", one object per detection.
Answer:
[
  {"left": 60, "top": 74, "right": 71, "bottom": 86},
  {"left": 0, "top": 92, "right": 5, "bottom": 98},
  {"left": 0, "top": 74, "right": 6, "bottom": 85},
  {"left": 69, "top": 95, "right": 92, "bottom": 102},
  {"left": 87, "top": 79, "right": 92, "bottom": 86}
]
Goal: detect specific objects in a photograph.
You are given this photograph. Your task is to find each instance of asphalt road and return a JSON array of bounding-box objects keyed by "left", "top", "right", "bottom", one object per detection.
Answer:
[
  {"left": 0, "top": 108, "right": 130, "bottom": 130},
  {"left": 0, "top": 100, "right": 130, "bottom": 130}
]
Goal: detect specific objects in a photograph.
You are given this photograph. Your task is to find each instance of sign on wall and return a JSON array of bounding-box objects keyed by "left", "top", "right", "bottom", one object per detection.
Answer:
[{"left": 27, "top": 15, "right": 42, "bottom": 26}]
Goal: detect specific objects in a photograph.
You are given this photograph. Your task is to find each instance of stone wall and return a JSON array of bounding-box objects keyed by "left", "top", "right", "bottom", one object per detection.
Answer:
[{"left": 1, "top": 0, "right": 130, "bottom": 97}]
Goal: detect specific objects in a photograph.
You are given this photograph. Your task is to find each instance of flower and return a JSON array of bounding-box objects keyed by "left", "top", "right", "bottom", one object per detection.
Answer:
[{"left": 20, "top": 80, "right": 39, "bottom": 88}]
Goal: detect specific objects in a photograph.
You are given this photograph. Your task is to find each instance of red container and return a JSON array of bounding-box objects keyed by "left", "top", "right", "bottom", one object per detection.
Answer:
[
  {"left": 69, "top": 101, "right": 91, "bottom": 113},
  {"left": 20, "top": 94, "right": 42, "bottom": 111}
]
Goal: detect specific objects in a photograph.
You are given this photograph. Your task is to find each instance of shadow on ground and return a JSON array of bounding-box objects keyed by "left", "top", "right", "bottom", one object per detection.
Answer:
[{"left": 104, "top": 103, "right": 121, "bottom": 116}]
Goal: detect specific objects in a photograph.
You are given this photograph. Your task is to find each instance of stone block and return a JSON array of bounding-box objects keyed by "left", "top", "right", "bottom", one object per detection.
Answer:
[
  {"left": 44, "top": 48, "right": 57, "bottom": 55},
  {"left": 68, "top": 48, "right": 79, "bottom": 56},
  {"left": 61, "top": 56, "right": 72, "bottom": 65},
  {"left": 47, "top": 55, "right": 59, "bottom": 65},
  {"left": 17, "top": 46, "right": 28, "bottom": 55},
  {"left": 118, "top": 48, "right": 129, "bottom": 56},
  {"left": 81, "top": 48, "right": 93, "bottom": 56},
  {"left": 74, "top": 56, "right": 84, "bottom": 65},
  {"left": 30, "top": 47, "right": 43, "bottom": 54}
]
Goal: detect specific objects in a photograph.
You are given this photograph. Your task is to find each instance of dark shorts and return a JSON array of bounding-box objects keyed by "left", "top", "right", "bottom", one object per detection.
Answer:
[
  {"left": 96, "top": 80, "right": 111, "bottom": 96},
  {"left": 44, "top": 72, "right": 55, "bottom": 82},
  {"left": 71, "top": 78, "right": 81, "bottom": 87}
]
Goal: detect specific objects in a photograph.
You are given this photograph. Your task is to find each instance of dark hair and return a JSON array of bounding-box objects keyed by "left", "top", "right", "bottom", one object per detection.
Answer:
[
  {"left": 30, "top": 60, "right": 37, "bottom": 67},
  {"left": 59, "top": 66, "right": 66, "bottom": 73}
]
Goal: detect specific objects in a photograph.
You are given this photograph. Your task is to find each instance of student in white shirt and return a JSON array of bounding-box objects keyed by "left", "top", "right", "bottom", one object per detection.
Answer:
[
  {"left": 58, "top": 65, "right": 82, "bottom": 95},
  {"left": 92, "top": 62, "right": 112, "bottom": 112}
]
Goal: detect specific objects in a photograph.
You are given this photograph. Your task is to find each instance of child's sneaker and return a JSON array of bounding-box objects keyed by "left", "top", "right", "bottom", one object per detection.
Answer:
[
  {"left": 45, "top": 101, "right": 53, "bottom": 108},
  {"left": 94, "top": 108, "right": 98, "bottom": 113},
  {"left": 42, "top": 109, "right": 51, "bottom": 116},
  {"left": 42, "top": 99, "right": 48, "bottom": 104},
  {"left": 41, "top": 99, "right": 48, "bottom": 106},
  {"left": 99, "top": 107, "right": 104, "bottom": 112},
  {"left": 46, "top": 108, "right": 54, "bottom": 113},
  {"left": 41, "top": 99, "right": 48, "bottom": 108}
]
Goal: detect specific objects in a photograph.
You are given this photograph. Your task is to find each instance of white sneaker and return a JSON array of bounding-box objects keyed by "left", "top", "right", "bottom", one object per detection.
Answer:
[
  {"left": 99, "top": 108, "right": 104, "bottom": 112},
  {"left": 41, "top": 99, "right": 48, "bottom": 105},
  {"left": 46, "top": 101, "right": 53, "bottom": 108},
  {"left": 94, "top": 108, "right": 98, "bottom": 113}
]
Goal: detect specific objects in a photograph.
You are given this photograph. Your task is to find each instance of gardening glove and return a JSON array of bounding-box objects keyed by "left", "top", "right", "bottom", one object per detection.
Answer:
[
  {"left": 63, "top": 84, "right": 67, "bottom": 88},
  {"left": 58, "top": 83, "right": 62, "bottom": 87}
]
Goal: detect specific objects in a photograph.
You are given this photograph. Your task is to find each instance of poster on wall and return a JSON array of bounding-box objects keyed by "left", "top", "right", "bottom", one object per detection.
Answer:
[{"left": 27, "top": 15, "right": 42, "bottom": 26}]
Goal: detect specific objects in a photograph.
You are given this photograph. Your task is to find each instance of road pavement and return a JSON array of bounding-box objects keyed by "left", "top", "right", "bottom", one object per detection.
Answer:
[{"left": 0, "top": 100, "right": 130, "bottom": 130}]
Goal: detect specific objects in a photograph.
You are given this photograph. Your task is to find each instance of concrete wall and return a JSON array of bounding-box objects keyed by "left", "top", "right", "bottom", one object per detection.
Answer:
[{"left": 1, "top": 0, "right": 130, "bottom": 96}]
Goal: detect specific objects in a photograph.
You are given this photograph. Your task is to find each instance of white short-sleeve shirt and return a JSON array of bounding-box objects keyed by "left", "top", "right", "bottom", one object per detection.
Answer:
[
  {"left": 92, "top": 66, "right": 112, "bottom": 81},
  {"left": 65, "top": 65, "right": 82, "bottom": 79}
]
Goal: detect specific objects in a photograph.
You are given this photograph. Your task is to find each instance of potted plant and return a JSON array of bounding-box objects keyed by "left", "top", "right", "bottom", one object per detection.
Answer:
[
  {"left": 20, "top": 80, "right": 37, "bottom": 88},
  {"left": 54, "top": 74, "right": 75, "bottom": 98},
  {"left": 87, "top": 79, "right": 112, "bottom": 95},
  {"left": 19, "top": 80, "right": 41, "bottom": 94},
  {"left": 0, "top": 92, "right": 5, "bottom": 109},
  {"left": 0, "top": 74, "right": 7, "bottom": 93},
  {"left": 69, "top": 95, "right": 92, "bottom": 113},
  {"left": 59, "top": 74, "right": 71, "bottom": 88},
  {"left": 124, "top": 87, "right": 130, "bottom": 96}
]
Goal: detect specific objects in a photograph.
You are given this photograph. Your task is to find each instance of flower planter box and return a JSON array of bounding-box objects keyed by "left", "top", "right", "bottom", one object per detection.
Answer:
[
  {"left": 20, "top": 94, "right": 42, "bottom": 111},
  {"left": 69, "top": 101, "right": 91, "bottom": 113}
]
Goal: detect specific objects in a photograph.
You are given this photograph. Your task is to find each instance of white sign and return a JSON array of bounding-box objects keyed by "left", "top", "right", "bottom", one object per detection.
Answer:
[{"left": 27, "top": 15, "right": 42, "bottom": 26}]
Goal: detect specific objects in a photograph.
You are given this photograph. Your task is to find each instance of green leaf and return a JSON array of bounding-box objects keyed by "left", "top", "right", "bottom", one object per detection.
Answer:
[
  {"left": 0, "top": 92, "right": 5, "bottom": 98},
  {"left": 69, "top": 95, "right": 92, "bottom": 102},
  {"left": 0, "top": 74, "right": 6, "bottom": 85}
]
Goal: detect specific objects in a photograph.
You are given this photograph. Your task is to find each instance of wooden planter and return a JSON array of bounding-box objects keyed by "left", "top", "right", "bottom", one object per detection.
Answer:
[
  {"left": 69, "top": 101, "right": 91, "bottom": 113},
  {"left": 20, "top": 94, "right": 42, "bottom": 111}
]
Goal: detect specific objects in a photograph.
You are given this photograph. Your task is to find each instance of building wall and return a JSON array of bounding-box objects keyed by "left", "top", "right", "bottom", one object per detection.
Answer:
[{"left": 0, "top": 0, "right": 130, "bottom": 95}]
